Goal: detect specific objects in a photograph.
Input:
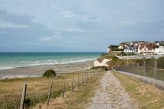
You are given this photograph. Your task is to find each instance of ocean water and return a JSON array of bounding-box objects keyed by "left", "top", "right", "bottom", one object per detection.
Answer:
[{"left": 0, "top": 52, "right": 101, "bottom": 70}]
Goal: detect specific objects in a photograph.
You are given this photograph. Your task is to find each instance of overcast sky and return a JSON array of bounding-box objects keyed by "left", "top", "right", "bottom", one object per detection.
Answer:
[{"left": 0, "top": 0, "right": 164, "bottom": 52}]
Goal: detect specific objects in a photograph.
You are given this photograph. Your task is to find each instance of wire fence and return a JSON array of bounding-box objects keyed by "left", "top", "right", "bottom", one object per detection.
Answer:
[
  {"left": 115, "top": 59, "right": 164, "bottom": 81},
  {"left": 114, "top": 59, "right": 164, "bottom": 89},
  {"left": 0, "top": 69, "right": 104, "bottom": 109}
]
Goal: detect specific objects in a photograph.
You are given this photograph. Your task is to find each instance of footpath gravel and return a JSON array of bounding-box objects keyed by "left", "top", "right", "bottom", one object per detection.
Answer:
[{"left": 86, "top": 71, "right": 138, "bottom": 109}]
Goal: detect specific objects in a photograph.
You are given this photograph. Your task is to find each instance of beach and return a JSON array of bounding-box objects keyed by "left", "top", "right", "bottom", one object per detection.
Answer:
[{"left": 0, "top": 61, "right": 93, "bottom": 80}]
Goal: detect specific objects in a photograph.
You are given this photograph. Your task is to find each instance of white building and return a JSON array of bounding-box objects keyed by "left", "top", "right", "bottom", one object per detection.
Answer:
[
  {"left": 118, "top": 45, "right": 124, "bottom": 49},
  {"left": 94, "top": 58, "right": 111, "bottom": 67},
  {"left": 138, "top": 44, "right": 155, "bottom": 55},
  {"left": 155, "top": 46, "right": 164, "bottom": 54},
  {"left": 124, "top": 45, "right": 136, "bottom": 53},
  {"left": 107, "top": 47, "right": 111, "bottom": 53}
]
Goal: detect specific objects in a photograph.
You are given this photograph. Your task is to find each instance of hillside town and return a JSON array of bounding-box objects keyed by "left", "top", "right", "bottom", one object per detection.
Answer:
[
  {"left": 107, "top": 41, "right": 164, "bottom": 55},
  {"left": 94, "top": 41, "right": 164, "bottom": 68}
]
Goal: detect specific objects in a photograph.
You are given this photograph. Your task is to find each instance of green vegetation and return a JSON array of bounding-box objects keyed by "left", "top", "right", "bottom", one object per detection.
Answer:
[
  {"left": 91, "top": 66, "right": 108, "bottom": 71},
  {"left": 117, "top": 52, "right": 136, "bottom": 56},
  {"left": 109, "top": 45, "right": 123, "bottom": 51},
  {"left": 101, "top": 51, "right": 121, "bottom": 58},
  {"left": 113, "top": 71, "right": 164, "bottom": 109},
  {"left": 42, "top": 69, "right": 56, "bottom": 77}
]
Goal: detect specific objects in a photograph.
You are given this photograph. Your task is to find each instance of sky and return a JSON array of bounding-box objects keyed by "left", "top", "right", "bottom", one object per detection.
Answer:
[{"left": 0, "top": 0, "right": 164, "bottom": 52}]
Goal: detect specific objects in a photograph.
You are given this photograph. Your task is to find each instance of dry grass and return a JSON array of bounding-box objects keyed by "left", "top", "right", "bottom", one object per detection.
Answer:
[
  {"left": 33, "top": 70, "right": 105, "bottom": 109},
  {"left": 113, "top": 71, "right": 164, "bottom": 109},
  {"left": 0, "top": 68, "right": 104, "bottom": 109}
]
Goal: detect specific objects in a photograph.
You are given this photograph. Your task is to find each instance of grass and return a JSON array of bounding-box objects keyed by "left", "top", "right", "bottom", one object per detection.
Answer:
[
  {"left": 62, "top": 72, "right": 104, "bottom": 109},
  {"left": 0, "top": 68, "right": 104, "bottom": 109},
  {"left": 101, "top": 51, "right": 121, "bottom": 58},
  {"left": 113, "top": 71, "right": 164, "bottom": 109}
]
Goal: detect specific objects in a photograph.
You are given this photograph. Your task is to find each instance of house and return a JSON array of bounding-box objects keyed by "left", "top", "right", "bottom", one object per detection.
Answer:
[
  {"left": 94, "top": 58, "right": 112, "bottom": 67},
  {"left": 124, "top": 45, "right": 137, "bottom": 53},
  {"left": 138, "top": 43, "right": 155, "bottom": 55},
  {"left": 118, "top": 45, "right": 124, "bottom": 49},
  {"left": 155, "top": 46, "right": 164, "bottom": 54}
]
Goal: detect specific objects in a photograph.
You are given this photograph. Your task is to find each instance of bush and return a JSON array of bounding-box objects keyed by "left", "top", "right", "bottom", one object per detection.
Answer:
[
  {"left": 101, "top": 53, "right": 107, "bottom": 56},
  {"left": 24, "top": 98, "right": 32, "bottom": 108},
  {"left": 91, "top": 66, "right": 108, "bottom": 71},
  {"left": 42, "top": 69, "right": 56, "bottom": 77},
  {"left": 118, "top": 52, "right": 136, "bottom": 56}
]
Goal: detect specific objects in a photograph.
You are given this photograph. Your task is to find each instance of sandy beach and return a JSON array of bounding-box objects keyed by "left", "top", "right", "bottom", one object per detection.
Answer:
[{"left": 0, "top": 61, "right": 93, "bottom": 80}]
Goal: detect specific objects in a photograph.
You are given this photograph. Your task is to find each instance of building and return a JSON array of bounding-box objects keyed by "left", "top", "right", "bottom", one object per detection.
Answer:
[
  {"left": 118, "top": 45, "right": 124, "bottom": 49},
  {"left": 155, "top": 46, "right": 164, "bottom": 54},
  {"left": 124, "top": 45, "right": 137, "bottom": 53},
  {"left": 94, "top": 58, "right": 112, "bottom": 67},
  {"left": 138, "top": 43, "right": 155, "bottom": 55}
]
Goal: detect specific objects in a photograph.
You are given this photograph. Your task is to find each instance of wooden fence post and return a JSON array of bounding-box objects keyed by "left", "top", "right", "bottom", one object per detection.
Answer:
[
  {"left": 137, "top": 63, "right": 139, "bottom": 75},
  {"left": 47, "top": 82, "right": 53, "bottom": 106},
  {"left": 62, "top": 78, "right": 66, "bottom": 98},
  {"left": 20, "top": 83, "right": 27, "bottom": 109},
  {"left": 85, "top": 72, "right": 87, "bottom": 84},
  {"left": 82, "top": 72, "right": 83, "bottom": 84},
  {"left": 86, "top": 72, "right": 88, "bottom": 80},
  {"left": 73, "top": 73, "right": 74, "bottom": 80},
  {"left": 71, "top": 80, "right": 74, "bottom": 92},
  {"left": 71, "top": 73, "right": 74, "bottom": 92},
  {"left": 78, "top": 74, "right": 80, "bottom": 89},
  {"left": 133, "top": 64, "right": 135, "bottom": 74},
  {"left": 154, "top": 59, "right": 157, "bottom": 79},
  {"left": 144, "top": 61, "right": 146, "bottom": 76}
]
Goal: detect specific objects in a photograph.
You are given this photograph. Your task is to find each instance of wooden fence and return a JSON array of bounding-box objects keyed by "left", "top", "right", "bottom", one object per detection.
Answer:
[{"left": 19, "top": 70, "right": 101, "bottom": 109}]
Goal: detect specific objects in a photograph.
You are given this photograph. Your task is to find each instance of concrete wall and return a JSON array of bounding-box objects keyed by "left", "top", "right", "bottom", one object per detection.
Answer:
[{"left": 116, "top": 71, "right": 164, "bottom": 90}]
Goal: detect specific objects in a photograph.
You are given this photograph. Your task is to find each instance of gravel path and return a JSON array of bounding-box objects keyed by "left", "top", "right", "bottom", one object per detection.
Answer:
[{"left": 86, "top": 71, "right": 137, "bottom": 109}]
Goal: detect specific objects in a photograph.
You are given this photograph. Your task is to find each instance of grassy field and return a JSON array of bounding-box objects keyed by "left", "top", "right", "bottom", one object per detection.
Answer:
[
  {"left": 0, "top": 68, "right": 104, "bottom": 109},
  {"left": 113, "top": 71, "right": 164, "bottom": 109}
]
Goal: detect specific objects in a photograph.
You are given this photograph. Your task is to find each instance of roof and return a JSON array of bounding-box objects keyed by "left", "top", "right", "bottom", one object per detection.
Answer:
[
  {"left": 96, "top": 58, "right": 104, "bottom": 63},
  {"left": 139, "top": 43, "right": 155, "bottom": 50},
  {"left": 147, "top": 43, "right": 155, "bottom": 50}
]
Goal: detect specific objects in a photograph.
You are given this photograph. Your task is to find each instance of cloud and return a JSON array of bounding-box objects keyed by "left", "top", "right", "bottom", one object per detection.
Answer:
[
  {"left": 0, "top": 23, "right": 29, "bottom": 28},
  {"left": 0, "top": 9, "right": 54, "bottom": 39},
  {"left": 0, "top": 0, "right": 164, "bottom": 52},
  {"left": 64, "top": 28, "right": 85, "bottom": 33},
  {"left": 39, "top": 36, "right": 61, "bottom": 42},
  {"left": 61, "top": 11, "right": 74, "bottom": 18}
]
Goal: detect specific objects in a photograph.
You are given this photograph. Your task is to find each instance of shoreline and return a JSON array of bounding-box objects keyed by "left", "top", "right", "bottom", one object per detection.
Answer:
[{"left": 0, "top": 60, "right": 94, "bottom": 80}]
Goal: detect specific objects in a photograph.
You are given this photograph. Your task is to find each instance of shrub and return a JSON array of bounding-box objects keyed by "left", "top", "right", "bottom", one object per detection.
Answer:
[
  {"left": 101, "top": 53, "right": 107, "bottom": 56},
  {"left": 24, "top": 98, "right": 32, "bottom": 108},
  {"left": 42, "top": 69, "right": 56, "bottom": 77},
  {"left": 91, "top": 66, "right": 108, "bottom": 71},
  {"left": 118, "top": 52, "right": 136, "bottom": 56}
]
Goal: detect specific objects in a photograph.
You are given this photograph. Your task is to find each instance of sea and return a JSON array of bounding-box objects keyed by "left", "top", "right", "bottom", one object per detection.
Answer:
[{"left": 0, "top": 52, "right": 101, "bottom": 70}]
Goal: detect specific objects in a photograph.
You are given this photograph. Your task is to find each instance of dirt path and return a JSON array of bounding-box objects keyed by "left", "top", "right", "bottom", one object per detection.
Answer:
[{"left": 86, "top": 71, "right": 137, "bottom": 109}]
